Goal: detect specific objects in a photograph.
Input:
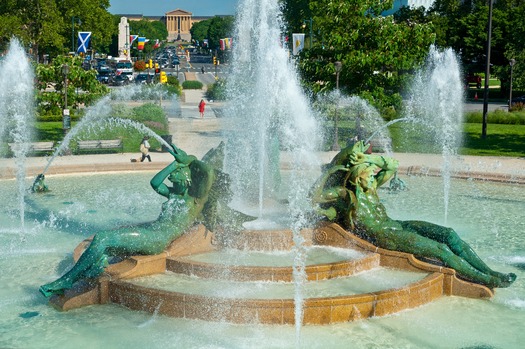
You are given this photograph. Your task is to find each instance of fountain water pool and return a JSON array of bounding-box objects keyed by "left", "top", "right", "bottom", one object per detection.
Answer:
[{"left": 1, "top": 172, "right": 524, "bottom": 348}]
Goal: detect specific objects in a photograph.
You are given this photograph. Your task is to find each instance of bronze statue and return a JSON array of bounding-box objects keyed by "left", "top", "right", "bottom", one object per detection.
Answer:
[
  {"left": 311, "top": 141, "right": 516, "bottom": 288},
  {"left": 40, "top": 142, "right": 251, "bottom": 297},
  {"left": 31, "top": 174, "right": 49, "bottom": 193}
]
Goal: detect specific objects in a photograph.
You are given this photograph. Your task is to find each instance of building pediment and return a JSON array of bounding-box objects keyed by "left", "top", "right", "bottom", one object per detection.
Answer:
[{"left": 166, "top": 9, "right": 192, "bottom": 16}]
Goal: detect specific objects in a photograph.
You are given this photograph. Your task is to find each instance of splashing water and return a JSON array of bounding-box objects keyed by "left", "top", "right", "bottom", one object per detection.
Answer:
[
  {"left": 41, "top": 85, "right": 174, "bottom": 175},
  {"left": 404, "top": 46, "right": 464, "bottom": 223},
  {"left": 0, "top": 39, "right": 35, "bottom": 232},
  {"left": 224, "top": 0, "right": 321, "bottom": 342}
]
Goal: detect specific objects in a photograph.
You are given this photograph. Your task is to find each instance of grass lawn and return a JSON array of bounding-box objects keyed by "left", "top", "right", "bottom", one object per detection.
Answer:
[
  {"left": 328, "top": 121, "right": 525, "bottom": 158},
  {"left": 33, "top": 121, "right": 165, "bottom": 154},
  {"left": 461, "top": 123, "right": 525, "bottom": 157},
  {"left": 30, "top": 103, "right": 169, "bottom": 154}
]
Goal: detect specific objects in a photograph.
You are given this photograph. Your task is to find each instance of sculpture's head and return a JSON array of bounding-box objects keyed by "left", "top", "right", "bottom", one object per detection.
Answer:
[
  {"left": 347, "top": 141, "right": 376, "bottom": 190},
  {"left": 168, "top": 164, "right": 192, "bottom": 190},
  {"left": 349, "top": 164, "right": 378, "bottom": 190}
]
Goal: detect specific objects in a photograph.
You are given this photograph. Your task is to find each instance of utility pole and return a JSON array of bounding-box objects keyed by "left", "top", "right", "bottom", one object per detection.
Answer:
[
  {"left": 331, "top": 61, "right": 343, "bottom": 151},
  {"left": 481, "top": 0, "right": 494, "bottom": 139}
]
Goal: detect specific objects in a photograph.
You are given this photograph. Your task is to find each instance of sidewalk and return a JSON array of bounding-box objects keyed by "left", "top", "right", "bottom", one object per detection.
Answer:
[{"left": 0, "top": 95, "right": 524, "bottom": 183}]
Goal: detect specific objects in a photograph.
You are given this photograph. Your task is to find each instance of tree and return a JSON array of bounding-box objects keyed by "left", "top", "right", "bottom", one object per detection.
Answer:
[
  {"left": 206, "top": 16, "right": 235, "bottom": 51},
  {"left": 297, "top": 0, "right": 435, "bottom": 112},
  {"left": 35, "top": 55, "right": 109, "bottom": 116},
  {"left": 55, "top": 0, "right": 116, "bottom": 54},
  {"left": 0, "top": 0, "right": 64, "bottom": 59},
  {"left": 190, "top": 20, "right": 211, "bottom": 45},
  {"left": 0, "top": 0, "right": 116, "bottom": 58},
  {"left": 502, "top": 0, "right": 525, "bottom": 91},
  {"left": 124, "top": 18, "right": 168, "bottom": 57},
  {"left": 280, "top": 0, "right": 312, "bottom": 43}
]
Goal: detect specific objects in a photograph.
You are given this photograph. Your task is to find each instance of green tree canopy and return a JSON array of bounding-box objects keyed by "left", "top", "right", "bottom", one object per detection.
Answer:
[
  {"left": 206, "top": 16, "right": 235, "bottom": 51},
  {"left": 296, "top": 0, "right": 435, "bottom": 111},
  {"left": 36, "top": 55, "right": 109, "bottom": 116},
  {"left": 190, "top": 20, "right": 211, "bottom": 45},
  {"left": 124, "top": 18, "right": 168, "bottom": 57}
]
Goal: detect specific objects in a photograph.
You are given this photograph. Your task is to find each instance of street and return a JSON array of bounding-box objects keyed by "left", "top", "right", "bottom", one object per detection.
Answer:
[{"left": 464, "top": 101, "right": 510, "bottom": 113}]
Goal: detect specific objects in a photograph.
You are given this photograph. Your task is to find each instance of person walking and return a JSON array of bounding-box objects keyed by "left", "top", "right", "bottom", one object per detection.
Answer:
[
  {"left": 140, "top": 135, "right": 151, "bottom": 162},
  {"left": 198, "top": 99, "right": 206, "bottom": 118}
]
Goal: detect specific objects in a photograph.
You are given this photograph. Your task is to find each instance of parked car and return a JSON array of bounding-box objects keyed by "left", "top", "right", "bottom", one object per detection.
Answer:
[
  {"left": 465, "top": 74, "right": 482, "bottom": 89},
  {"left": 509, "top": 95, "right": 525, "bottom": 105},
  {"left": 110, "top": 74, "right": 130, "bottom": 87},
  {"left": 135, "top": 73, "right": 153, "bottom": 85},
  {"left": 96, "top": 68, "right": 112, "bottom": 84}
]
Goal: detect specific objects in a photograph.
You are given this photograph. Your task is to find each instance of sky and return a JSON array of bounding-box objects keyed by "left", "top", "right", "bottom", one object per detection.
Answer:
[{"left": 109, "top": 0, "right": 239, "bottom": 17}]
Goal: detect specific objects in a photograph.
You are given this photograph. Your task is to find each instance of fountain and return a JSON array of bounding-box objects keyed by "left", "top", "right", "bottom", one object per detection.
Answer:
[
  {"left": 1, "top": 0, "right": 524, "bottom": 347},
  {"left": 0, "top": 39, "right": 35, "bottom": 232}
]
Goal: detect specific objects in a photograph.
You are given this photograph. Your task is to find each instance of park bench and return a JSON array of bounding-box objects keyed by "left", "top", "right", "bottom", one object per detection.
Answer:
[
  {"left": 76, "top": 139, "right": 123, "bottom": 154},
  {"left": 8, "top": 141, "right": 55, "bottom": 156}
]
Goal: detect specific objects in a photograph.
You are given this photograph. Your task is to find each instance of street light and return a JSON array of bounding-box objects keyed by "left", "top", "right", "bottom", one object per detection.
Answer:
[
  {"left": 509, "top": 59, "right": 516, "bottom": 110},
  {"left": 331, "top": 61, "right": 343, "bottom": 151},
  {"left": 302, "top": 18, "right": 313, "bottom": 48},
  {"left": 61, "top": 64, "right": 71, "bottom": 134},
  {"left": 481, "top": 0, "right": 493, "bottom": 138},
  {"left": 72, "top": 17, "right": 82, "bottom": 53}
]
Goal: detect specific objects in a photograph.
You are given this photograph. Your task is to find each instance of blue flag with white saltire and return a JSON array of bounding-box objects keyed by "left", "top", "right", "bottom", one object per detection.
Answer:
[{"left": 77, "top": 32, "right": 92, "bottom": 53}]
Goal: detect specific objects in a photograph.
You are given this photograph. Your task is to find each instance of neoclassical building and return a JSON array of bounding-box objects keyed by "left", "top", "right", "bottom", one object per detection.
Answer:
[{"left": 122, "top": 9, "right": 215, "bottom": 42}]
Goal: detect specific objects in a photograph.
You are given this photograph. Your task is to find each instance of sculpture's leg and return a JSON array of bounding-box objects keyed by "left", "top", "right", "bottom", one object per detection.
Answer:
[
  {"left": 40, "top": 223, "right": 178, "bottom": 297},
  {"left": 39, "top": 234, "right": 110, "bottom": 297},
  {"left": 400, "top": 221, "right": 516, "bottom": 286},
  {"left": 413, "top": 238, "right": 504, "bottom": 287},
  {"left": 380, "top": 226, "right": 505, "bottom": 288}
]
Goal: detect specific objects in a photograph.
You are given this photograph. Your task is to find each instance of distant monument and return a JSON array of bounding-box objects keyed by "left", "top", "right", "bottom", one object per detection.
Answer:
[{"left": 118, "top": 17, "right": 131, "bottom": 60}]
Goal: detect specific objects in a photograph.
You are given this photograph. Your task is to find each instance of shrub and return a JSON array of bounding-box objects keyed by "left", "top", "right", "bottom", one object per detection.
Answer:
[
  {"left": 130, "top": 103, "right": 168, "bottom": 130},
  {"left": 464, "top": 110, "right": 525, "bottom": 125},
  {"left": 182, "top": 80, "right": 203, "bottom": 90},
  {"left": 510, "top": 102, "right": 525, "bottom": 112},
  {"left": 134, "top": 60, "right": 146, "bottom": 71},
  {"left": 205, "top": 78, "right": 227, "bottom": 101},
  {"left": 166, "top": 76, "right": 182, "bottom": 96}
]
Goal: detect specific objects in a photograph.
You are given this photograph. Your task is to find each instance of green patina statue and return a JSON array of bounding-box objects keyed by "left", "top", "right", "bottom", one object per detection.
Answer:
[
  {"left": 311, "top": 141, "right": 516, "bottom": 289},
  {"left": 40, "top": 142, "right": 251, "bottom": 297},
  {"left": 31, "top": 174, "right": 49, "bottom": 193}
]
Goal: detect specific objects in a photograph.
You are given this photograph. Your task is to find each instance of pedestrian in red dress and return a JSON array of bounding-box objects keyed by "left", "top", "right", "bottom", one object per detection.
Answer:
[{"left": 198, "top": 99, "right": 206, "bottom": 118}]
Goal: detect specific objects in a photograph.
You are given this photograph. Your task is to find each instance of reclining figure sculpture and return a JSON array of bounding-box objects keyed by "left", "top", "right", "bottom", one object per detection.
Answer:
[
  {"left": 310, "top": 141, "right": 516, "bottom": 289},
  {"left": 40, "top": 142, "right": 252, "bottom": 297}
]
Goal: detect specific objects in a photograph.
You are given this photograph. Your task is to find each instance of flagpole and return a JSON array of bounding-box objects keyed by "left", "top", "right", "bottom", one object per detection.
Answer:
[{"left": 72, "top": 17, "right": 81, "bottom": 53}]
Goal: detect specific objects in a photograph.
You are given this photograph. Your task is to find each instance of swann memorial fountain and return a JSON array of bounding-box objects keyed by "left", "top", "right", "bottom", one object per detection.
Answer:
[{"left": 1, "top": 1, "right": 525, "bottom": 348}]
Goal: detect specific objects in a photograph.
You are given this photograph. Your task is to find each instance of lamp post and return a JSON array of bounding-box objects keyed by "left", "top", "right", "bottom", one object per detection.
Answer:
[
  {"left": 481, "top": 0, "right": 493, "bottom": 138},
  {"left": 509, "top": 59, "right": 516, "bottom": 110},
  {"left": 71, "top": 16, "right": 81, "bottom": 53},
  {"left": 302, "top": 18, "right": 313, "bottom": 48},
  {"left": 331, "top": 61, "right": 343, "bottom": 151},
  {"left": 61, "top": 64, "right": 71, "bottom": 135}
]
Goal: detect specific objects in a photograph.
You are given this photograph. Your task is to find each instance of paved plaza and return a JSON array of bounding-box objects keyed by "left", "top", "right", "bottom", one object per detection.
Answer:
[{"left": 0, "top": 89, "right": 523, "bottom": 183}]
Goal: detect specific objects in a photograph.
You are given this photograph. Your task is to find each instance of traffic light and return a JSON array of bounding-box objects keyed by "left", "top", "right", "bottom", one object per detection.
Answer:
[
  {"left": 213, "top": 56, "right": 217, "bottom": 65},
  {"left": 154, "top": 62, "right": 160, "bottom": 74},
  {"left": 148, "top": 59, "right": 152, "bottom": 69},
  {"left": 160, "top": 71, "right": 167, "bottom": 84}
]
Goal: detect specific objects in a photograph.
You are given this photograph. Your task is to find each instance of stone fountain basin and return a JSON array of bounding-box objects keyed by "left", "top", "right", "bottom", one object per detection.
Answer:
[{"left": 50, "top": 223, "right": 492, "bottom": 324}]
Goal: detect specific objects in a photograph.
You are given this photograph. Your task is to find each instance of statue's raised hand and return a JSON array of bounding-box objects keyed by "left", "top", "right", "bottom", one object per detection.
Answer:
[{"left": 349, "top": 152, "right": 367, "bottom": 165}]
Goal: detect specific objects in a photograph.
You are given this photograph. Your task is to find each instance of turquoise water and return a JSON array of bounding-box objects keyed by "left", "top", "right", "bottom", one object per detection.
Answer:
[
  {"left": 179, "top": 246, "right": 366, "bottom": 267},
  {"left": 0, "top": 172, "right": 524, "bottom": 349}
]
